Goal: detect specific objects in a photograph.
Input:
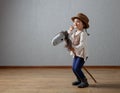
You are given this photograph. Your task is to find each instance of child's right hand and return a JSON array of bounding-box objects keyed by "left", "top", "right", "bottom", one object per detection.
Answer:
[
  {"left": 69, "top": 25, "right": 74, "bottom": 31},
  {"left": 68, "top": 26, "right": 74, "bottom": 34}
]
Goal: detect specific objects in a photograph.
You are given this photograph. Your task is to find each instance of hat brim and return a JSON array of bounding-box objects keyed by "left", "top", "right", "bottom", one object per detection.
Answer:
[{"left": 71, "top": 17, "right": 81, "bottom": 22}]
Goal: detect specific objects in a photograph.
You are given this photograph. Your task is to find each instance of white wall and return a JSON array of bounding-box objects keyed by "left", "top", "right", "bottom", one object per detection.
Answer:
[{"left": 0, "top": 0, "right": 120, "bottom": 66}]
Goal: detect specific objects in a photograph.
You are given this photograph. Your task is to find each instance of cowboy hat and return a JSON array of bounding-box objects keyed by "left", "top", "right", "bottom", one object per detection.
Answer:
[{"left": 71, "top": 13, "right": 89, "bottom": 29}]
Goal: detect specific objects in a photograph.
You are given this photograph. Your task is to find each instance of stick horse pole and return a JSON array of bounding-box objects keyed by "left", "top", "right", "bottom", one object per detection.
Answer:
[{"left": 51, "top": 31, "right": 97, "bottom": 83}]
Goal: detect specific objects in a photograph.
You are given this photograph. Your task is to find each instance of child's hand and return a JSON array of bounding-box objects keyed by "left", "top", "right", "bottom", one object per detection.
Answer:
[
  {"left": 69, "top": 26, "right": 74, "bottom": 31},
  {"left": 69, "top": 47, "right": 74, "bottom": 51},
  {"left": 68, "top": 26, "right": 74, "bottom": 33},
  {"left": 69, "top": 47, "right": 76, "bottom": 55}
]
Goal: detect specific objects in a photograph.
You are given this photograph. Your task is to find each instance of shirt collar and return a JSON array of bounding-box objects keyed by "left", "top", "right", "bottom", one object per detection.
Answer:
[{"left": 75, "top": 30, "right": 82, "bottom": 35}]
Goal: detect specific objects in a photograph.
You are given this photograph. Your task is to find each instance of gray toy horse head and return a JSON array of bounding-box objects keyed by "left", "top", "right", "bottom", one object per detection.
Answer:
[
  {"left": 51, "top": 31, "right": 73, "bottom": 51},
  {"left": 51, "top": 31, "right": 65, "bottom": 46}
]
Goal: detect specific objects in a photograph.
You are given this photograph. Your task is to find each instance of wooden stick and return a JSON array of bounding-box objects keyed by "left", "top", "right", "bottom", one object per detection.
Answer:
[{"left": 83, "top": 66, "right": 97, "bottom": 83}]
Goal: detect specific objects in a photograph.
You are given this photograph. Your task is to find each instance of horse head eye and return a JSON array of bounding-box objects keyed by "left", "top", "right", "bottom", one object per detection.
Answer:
[{"left": 61, "top": 39, "right": 63, "bottom": 41}]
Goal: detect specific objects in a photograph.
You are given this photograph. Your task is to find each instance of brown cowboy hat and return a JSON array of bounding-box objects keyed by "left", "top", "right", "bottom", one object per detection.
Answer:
[{"left": 71, "top": 13, "right": 89, "bottom": 29}]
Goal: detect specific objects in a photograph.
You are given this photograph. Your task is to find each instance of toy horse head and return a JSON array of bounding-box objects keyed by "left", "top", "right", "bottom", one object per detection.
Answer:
[
  {"left": 52, "top": 31, "right": 73, "bottom": 51},
  {"left": 51, "top": 31, "right": 65, "bottom": 46}
]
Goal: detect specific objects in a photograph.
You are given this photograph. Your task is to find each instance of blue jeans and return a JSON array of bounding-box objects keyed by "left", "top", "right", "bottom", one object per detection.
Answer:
[{"left": 72, "top": 56, "right": 86, "bottom": 80}]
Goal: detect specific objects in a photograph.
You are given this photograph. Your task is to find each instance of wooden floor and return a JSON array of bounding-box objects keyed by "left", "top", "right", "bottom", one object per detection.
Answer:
[{"left": 0, "top": 68, "right": 120, "bottom": 93}]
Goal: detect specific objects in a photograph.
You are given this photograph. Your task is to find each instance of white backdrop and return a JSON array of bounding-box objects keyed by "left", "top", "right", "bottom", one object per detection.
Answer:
[{"left": 0, "top": 0, "right": 120, "bottom": 66}]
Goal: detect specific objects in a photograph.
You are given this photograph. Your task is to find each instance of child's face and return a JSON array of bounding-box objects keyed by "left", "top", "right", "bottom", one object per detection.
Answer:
[{"left": 73, "top": 19, "right": 84, "bottom": 30}]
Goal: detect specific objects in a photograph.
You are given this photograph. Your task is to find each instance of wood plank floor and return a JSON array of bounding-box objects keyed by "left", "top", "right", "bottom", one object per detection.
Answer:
[{"left": 0, "top": 68, "right": 120, "bottom": 93}]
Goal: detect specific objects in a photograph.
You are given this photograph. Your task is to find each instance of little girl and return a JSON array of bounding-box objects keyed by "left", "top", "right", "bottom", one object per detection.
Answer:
[{"left": 68, "top": 13, "right": 90, "bottom": 88}]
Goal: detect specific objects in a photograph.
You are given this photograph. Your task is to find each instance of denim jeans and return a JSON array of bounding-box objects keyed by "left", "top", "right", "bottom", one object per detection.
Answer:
[{"left": 72, "top": 56, "right": 86, "bottom": 80}]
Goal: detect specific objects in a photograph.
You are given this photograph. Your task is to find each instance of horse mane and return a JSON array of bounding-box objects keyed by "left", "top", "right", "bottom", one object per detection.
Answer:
[{"left": 60, "top": 31, "right": 73, "bottom": 51}]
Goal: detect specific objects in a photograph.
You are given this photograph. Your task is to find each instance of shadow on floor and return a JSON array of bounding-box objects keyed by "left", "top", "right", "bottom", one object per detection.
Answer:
[{"left": 90, "top": 83, "right": 120, "bottom": 89}]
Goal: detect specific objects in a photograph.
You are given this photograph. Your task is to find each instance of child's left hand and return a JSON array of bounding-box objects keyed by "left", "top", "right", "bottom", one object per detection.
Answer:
[{"left": 69, "top": 47, "right": 76, "bottom": 55}]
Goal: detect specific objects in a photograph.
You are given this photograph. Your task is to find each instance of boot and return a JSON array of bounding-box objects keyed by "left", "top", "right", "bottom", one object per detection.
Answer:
[
  {"left": 78, "top": 78, "right": 89, "bottom": 88},
  {"left": 72, "top": 81, "right": 81, "bottom": 85},
  {"left": 72, "top": 78, "right": 81, "bottom": 86}
]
